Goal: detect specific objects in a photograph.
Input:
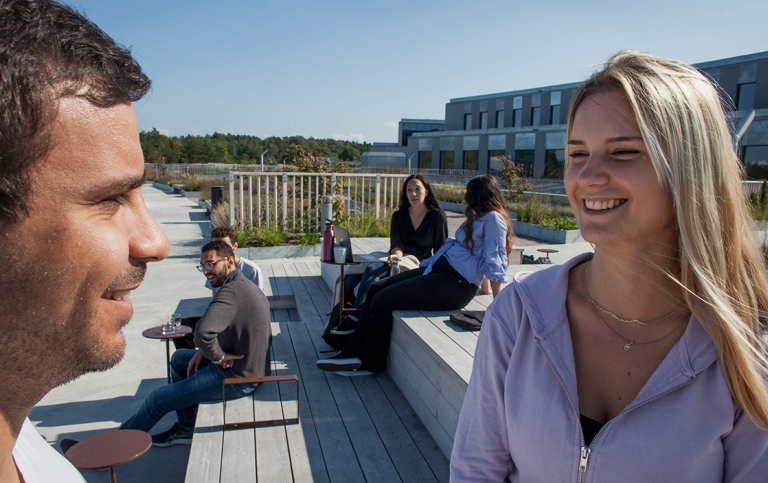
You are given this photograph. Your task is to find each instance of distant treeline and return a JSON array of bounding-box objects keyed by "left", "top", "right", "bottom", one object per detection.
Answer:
[{"left": 140, "top": 128, "right": 371, "bottom": 165}]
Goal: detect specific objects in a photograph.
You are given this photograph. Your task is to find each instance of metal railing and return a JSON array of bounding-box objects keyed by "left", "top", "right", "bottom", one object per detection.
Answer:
[{"left": 226, "top": 172, "right": 410, "bottom": 231}]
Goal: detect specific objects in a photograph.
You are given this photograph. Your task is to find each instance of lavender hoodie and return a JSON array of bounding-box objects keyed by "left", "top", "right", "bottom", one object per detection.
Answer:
[{"left": 451, "top": 253, "right": 768, "bottom": 482}]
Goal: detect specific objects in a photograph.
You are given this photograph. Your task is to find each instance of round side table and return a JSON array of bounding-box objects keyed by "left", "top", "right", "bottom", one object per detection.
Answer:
[
  {"left": 142, "top": 325, "right": 193, "bottom": 383},
  {"left": 64, "top": 429, "right": 151, "bottom": 483}
]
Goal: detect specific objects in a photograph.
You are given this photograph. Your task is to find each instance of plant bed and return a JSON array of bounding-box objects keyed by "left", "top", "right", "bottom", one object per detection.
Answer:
[
  {"left": 441, "top": 201, "right": 466, "bottom": 213},
  {"left": 513, "top": 220, "right": 583, "bottom": 244}
]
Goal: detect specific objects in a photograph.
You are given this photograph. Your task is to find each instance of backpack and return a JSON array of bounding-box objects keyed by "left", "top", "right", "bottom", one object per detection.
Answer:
[
  {"left": 321, "top": 303, "right": 347, "bottom": 350},
  {"left": 321, "top": 273, "right": 363, "bottom": 350}
]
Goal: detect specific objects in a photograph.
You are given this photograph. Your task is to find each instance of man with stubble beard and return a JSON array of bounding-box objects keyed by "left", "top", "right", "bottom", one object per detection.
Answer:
[
  {"left": 0, "top": 1, "right": 170, "bottom": 481},
  {"left": 116, "top": 240, "right": 271, "bottom": 447}
]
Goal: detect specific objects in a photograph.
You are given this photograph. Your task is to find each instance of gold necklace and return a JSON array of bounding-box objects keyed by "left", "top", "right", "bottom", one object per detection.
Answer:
[
  {"left": 581, "top": 261, "right": 684, "bottom": 325},
  {"left": 581, "top": 263, "right": 687, "bottom": 351}
]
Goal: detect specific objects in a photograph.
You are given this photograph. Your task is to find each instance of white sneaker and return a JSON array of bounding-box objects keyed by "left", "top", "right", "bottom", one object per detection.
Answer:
[{"left": 335, "top": 370, "right": 374, "bottom": 377}]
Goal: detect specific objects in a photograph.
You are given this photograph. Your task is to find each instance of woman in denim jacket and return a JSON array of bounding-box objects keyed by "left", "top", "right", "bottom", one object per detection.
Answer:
[
  {"left": 451, "top": 51, "right": 768, "bottom": 482},
  {"left": 318, "top": 174, "right": 513, "bottom": 375}
]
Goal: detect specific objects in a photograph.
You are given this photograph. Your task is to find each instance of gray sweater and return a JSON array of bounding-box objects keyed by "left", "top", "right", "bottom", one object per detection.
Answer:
[{"left": 194, "top": 269, "right": 271, "bottom": 378}]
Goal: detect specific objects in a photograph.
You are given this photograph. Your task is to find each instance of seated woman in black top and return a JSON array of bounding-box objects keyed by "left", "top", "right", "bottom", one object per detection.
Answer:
[{"left": 351, "top": 174, "right": 447, "bottom": 308}]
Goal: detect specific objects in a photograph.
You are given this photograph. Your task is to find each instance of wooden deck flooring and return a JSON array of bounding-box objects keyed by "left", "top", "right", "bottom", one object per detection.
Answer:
[{"left": 185, "top": 254, "right": 449, "bottom": 482}]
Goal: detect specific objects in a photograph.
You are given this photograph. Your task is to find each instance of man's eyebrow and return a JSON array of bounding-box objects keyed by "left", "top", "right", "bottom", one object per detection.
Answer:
[{"left": 91, "top": 176, "right": 145, "bottom": 196}]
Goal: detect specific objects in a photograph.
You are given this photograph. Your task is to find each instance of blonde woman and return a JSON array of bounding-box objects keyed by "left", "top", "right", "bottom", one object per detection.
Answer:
[{"left": 451, "top": 51, "right": 768, "bottom": 482}]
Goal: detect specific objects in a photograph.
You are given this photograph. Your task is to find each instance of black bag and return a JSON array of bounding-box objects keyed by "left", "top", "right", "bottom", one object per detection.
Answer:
[
  {"left": 322, "top": 303, "right": 349, "bottom": 349},
  {"left": 449, "top": 310, "right": 486, "bottom": 331},
  {"left": 321, "top": 273, "right": 363, "bottom": 349}
]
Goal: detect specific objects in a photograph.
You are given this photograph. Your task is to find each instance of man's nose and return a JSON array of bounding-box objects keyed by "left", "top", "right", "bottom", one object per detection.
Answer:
[{"left": 129, "top": 195, "right": 170, "bottom": 263}]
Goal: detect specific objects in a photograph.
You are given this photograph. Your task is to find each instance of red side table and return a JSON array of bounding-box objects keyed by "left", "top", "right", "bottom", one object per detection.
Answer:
[{"left": 64, "top": 430, "right": 151, "bottom": 483}]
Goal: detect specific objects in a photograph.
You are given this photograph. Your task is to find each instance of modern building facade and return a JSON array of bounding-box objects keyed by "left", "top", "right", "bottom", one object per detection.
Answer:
[
  {"left": 404, "top": 51, "right": 768, "bottom": 179},
  {"left": 362, "top": 119, "right": 445, "bottom": 169}
]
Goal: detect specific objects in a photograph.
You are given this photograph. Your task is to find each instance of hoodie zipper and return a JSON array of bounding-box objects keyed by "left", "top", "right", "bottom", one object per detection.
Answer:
[{"left": 535, "top": 339, "right": 694, "bottom": 483}]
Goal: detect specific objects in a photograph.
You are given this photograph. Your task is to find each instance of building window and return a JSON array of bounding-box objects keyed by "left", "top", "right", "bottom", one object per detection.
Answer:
[
  {"left": 531, "top": 107, "right": 541, "bottom": 126},
  {"left": 464, "top": 151, "right": 479, "bottom": 170},
  {"left": 513, "top": 109, "right": 522, "bottom": 127},
  {"left": 480, "top": 112, "right": 488, "bottom": 130},
  {"left": 488, "top": 150, "right": 506, "bottom": 173},
  {"left": 419, "top": 151, "right": 432, "bottom": 170},
  {"left": 737, "top": 82, "right": 756, "bottom": 111},
  {"left": 464, "top": 113, "right": 472, "bottom": 130},
  {"left": 550, "top": 105, "right": 561, "bottom": 125},
  {"left": 544, "top": 149, "right": 565, "bottom": 178},
  {"left": 496, "top": 110, "right": 504, "bottom": 128},
  {"left": 441, "top": 151, "right": 455, "bottom": 170},
  {"left": 515, "top": 150, "right": 535, "bottom": 177},
  {"left": 744, "top": 145, "right": 768, "bottom": 179}
]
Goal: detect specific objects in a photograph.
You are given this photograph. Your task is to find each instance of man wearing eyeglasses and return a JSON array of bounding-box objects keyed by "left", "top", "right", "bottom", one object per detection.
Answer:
[
  {"left": 208, "top": 225, "right": 263, "bottom": 292},
  {"left": 117, "top": 239, "right": 271, "bottom": 447},
  {"left": 173, "top": 226, "right": 265, "bottom": 350}
]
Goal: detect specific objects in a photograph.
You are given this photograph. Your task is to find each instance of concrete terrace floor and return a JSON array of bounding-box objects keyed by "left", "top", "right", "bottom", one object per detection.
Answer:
[{"left": 30, "top": 184, "right": 592, "bottom": 483}]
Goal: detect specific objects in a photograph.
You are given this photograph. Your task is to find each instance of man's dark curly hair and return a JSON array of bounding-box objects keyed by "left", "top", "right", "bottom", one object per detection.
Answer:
[{"left": 0, "top": 0, "right": 151, "bottom": 226}]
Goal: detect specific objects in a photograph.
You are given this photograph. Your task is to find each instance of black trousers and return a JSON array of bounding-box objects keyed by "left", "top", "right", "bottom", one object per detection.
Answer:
[{"left": 342, "top": 256, "right": 478, "bottom": 372}]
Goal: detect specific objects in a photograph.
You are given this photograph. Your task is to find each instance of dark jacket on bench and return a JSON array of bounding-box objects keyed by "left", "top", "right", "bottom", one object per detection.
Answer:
[{"left": 195, "top": 269, "right": 271, "bottom": 379}]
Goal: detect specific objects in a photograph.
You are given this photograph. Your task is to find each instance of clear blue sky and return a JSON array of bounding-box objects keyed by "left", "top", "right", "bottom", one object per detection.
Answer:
[{"left": 63, "top": 0, "right": 768, "bottom": 144}]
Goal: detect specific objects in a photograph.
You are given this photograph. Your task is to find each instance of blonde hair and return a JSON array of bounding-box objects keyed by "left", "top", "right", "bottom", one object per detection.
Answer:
[{"left": 566, "top": 50, "right": 768, "bottom": 427}]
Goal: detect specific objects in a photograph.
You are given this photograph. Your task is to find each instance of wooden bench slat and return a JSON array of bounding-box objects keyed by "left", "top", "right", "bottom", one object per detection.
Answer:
[
  {"left": 221, "top": 392, "right": 257, "bottom": 482},
  {"left": 252, "top": 325, "right": 293, "bottom": 482},
  {"left": 185, "top": 400, "right": 224, "bottom": 483},
  {"left": 354, "top": 374, "right": 442, "bottom": 483},
  {"left": 272, "top": 321, "right": 331, "bottom": 483},
  {"left": 375, "top": 375, "right": 451, "bottom": 483},
  {"left": 282, "top": 312, "right": 367, "bottom": 482}
]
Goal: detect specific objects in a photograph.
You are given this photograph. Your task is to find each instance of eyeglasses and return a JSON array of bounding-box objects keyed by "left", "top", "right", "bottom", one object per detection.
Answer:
[{"left": 196, "top": 258, "right": 228, "bottom": 272}]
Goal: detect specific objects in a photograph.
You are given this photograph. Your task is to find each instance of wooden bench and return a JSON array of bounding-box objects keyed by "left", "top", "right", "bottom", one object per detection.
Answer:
[{"left": 185, "top": 259, "right": 449, "bottom": 482}]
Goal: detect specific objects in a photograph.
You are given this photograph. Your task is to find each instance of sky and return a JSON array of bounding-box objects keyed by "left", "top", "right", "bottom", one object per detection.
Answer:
[{"left": 63, "top": 0, "right": 768, "bottom": 144}]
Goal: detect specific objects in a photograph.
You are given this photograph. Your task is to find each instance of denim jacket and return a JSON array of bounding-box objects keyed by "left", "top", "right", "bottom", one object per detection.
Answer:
[
  {"left": 451, "top": 253, "right": 768, "bottom": 482},
  {"left": 421, "top": 211, "right": 508, "bottom": 286}
]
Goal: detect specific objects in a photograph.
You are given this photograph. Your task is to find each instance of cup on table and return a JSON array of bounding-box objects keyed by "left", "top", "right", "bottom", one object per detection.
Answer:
[
  {"left": 334, "top": 246, "right": 347, "bottom": 264},
  {"left": 160, "top": 314, "right": 173, "bottom": 335},
  {"left": 170, "top": 313, "right": 182, "bottom": 332}
]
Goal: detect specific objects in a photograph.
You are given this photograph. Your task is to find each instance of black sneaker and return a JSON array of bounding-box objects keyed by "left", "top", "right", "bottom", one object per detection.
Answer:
[
  {"left": 330, "top": 314, "right": 359, "bottom": 335},
  {"left": 60, "top": 438, "right": 79, "bottom": 454},
  {"left": 151, "top": 423, "right": 193, "bottom": 447},
  {"left": 316, "top": 351, "right": 362, "bottom": 371}
]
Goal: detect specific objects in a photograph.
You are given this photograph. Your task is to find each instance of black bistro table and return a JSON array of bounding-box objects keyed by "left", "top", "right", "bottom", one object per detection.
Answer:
[
  {"left": 321, "top": 259, "right": 363, "bottom": 320},
  {"left": 142, "top": 325, "right": 193, "bottom": 383},
  {"left": 537, "top": 248, "right": 560, "bottom": 261}
]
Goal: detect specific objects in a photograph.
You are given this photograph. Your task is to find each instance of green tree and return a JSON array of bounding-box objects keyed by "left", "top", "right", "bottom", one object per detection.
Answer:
[{"left": 339, "top": 145, "right": 360, "bottom": 161}]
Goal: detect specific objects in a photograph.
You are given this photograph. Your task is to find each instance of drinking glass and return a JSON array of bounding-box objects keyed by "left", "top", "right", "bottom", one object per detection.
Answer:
[
  {"left": 160, "top": 315, "right": 173, "bottom": 335},
  {"left": 171, "top": 313, "right": 182, "bottom": 332}
]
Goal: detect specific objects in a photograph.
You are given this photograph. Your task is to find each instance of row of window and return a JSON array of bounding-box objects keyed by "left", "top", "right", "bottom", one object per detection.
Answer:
[
  {"left": 418, "top": 149, "right": 565, "bottom": 178},
  {"left": 464, "top": 104, "right": 562, "bottom": 130}
]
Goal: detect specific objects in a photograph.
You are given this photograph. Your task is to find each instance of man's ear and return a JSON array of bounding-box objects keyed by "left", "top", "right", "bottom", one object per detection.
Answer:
[{"left": 231, "top": 241, "right": 238, "bottom": 250}]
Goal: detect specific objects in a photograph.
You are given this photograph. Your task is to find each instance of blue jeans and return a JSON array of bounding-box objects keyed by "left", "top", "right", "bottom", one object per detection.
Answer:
[{"left": 120, "top": 349, "right": 254, "bottom": 433}]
